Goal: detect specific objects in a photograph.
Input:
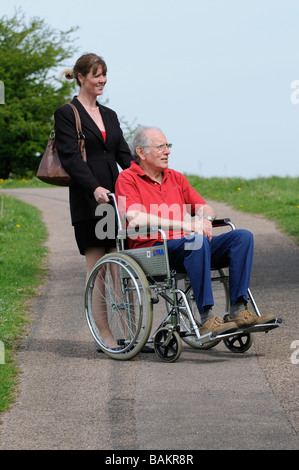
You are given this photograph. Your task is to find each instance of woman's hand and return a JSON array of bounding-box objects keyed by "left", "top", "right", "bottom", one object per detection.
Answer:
[{"left": 93, "top": 186, "right": 111, "bottom": 204}]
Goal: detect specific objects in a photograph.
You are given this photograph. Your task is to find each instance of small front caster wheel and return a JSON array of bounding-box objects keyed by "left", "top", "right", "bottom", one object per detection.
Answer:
[
  {"left": 223, "top": 332, "right": 253, "bottom": 353},
  {"left": 154, "top": 327, "right": 182, "bottom": 362}
]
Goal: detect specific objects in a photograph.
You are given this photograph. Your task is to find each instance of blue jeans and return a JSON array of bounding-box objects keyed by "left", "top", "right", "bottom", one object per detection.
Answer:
[{"left": 155, "top": 229, "right": 254, "bottom": 315}]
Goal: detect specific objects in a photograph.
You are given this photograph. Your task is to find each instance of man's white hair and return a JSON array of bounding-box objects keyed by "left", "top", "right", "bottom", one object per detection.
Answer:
[{"left": 129, "top": 126, "right": 162, "bottom": 160}]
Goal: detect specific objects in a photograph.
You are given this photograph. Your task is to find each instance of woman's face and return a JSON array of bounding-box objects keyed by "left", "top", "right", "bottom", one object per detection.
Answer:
[{"left": 79, "top": 65, "right": 107, "bottom": 97}]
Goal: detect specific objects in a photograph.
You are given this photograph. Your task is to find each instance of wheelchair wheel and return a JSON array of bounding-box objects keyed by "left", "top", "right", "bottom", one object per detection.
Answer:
[
  {"left": 154, "top": 327, "right": 182, "bottom": 362},
  {"left": 223, "top": 332, "right": 253, "bottom": 353},
  {"left": 177, "top": 268, "right": 229, "bottom": 350},
  {"left": 85, "top": 252, "right": 153, "bottom": 360}
]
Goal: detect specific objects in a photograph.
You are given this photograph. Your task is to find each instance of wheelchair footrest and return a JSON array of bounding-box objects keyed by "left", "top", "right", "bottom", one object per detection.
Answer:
[
  {"left": 238, "top": 318, "right": 282, "bottom": 334},
  {"left": 215, "top": 318, "right": 282, "bottom": 338},
  {"left": 193, "top": 330, "right": 218, "bottom": 344}
]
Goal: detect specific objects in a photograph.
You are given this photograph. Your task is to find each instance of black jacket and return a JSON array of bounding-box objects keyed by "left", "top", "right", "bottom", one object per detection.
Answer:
[{"left": 54, "top": 96, "right": 132, "bottom": 224}]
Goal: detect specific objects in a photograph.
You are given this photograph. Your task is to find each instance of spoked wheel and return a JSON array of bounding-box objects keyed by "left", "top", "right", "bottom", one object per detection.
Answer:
[
  {"left": 85, "top": 253, "right": 153, "bottom": 360},
  {"left": 154, "top": 327, "right": 182, "bottom": 362},
  {"left": 223, "top": 332, "right": 253, "bottom": 353}
]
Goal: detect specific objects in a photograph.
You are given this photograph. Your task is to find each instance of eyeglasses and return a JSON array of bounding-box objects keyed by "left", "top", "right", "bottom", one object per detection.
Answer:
[{"left": 144, "top": 143, "right": 173, "bottom": 153}]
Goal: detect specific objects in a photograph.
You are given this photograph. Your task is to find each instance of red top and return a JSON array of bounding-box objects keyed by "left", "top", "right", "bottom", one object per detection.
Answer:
[
  {"left": 101, "top": 130, "right": 106, "bottom": 142},
  {"left": 115, "top": 161, "right": 206, "bottom": 249}
]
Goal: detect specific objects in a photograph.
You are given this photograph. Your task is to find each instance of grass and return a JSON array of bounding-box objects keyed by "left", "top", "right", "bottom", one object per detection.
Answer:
[
  {"left": 0, "top": 176, "right": 50, "bottom": 189},
  {"left": 0, "top": 174, "right": 298, "bottom": 415},
  {"left": 0, "top": 193, "right": 48, "bottom": 413},
  {"left": 187, "top": 175, "right": 299, "bottom": 244}
]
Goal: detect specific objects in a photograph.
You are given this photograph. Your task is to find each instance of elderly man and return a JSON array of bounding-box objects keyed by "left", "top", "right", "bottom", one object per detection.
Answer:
[{"left": 115, "top": 126, "right": 275, "bottom": 335}]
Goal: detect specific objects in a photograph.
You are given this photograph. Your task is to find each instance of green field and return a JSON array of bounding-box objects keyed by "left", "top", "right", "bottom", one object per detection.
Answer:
[
  {"left": 0, "top": 193, "right": 48, "bottom": 413},
  {"left": 187, "top": 175, "right": 299, "bottom": 244}
]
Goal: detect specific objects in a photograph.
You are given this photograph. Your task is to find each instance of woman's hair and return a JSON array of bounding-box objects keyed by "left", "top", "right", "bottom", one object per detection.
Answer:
[{"left": 62, "top": 53, "right": 107, "bottom": 87}]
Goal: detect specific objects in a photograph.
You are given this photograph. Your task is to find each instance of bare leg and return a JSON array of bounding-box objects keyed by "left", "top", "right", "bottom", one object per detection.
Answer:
[{"left": 85, "top": 246, "right": 118, "bottom": 348}]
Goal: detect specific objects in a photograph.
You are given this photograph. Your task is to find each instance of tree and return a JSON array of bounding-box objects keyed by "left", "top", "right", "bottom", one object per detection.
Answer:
[{"left": 0, "top": 9, "right": 78, "bottom": 178}]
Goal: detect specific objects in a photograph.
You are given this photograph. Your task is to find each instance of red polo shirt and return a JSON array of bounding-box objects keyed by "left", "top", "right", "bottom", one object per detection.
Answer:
[{"left": 115, "top": 161, "right": 206, "bottom": 249}]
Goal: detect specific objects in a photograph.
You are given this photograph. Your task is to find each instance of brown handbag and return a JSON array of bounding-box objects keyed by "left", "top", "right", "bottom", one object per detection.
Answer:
[{"left": 36, "top": 103, "right": 86, "bottom": 186}]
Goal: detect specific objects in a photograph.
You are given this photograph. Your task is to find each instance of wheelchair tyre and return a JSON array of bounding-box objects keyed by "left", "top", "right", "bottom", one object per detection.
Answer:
[
  {"left": 85, "top": 252, "right": 153, "bottom": 360},
  {"left": 154, "top": 327, "right": 182, "bottom": 362},
  {"left": 223, "top": 332, "right": 253, "bottom": 353}
]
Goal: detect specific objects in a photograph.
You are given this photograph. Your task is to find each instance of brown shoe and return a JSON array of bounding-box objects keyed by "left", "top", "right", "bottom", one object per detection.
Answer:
[
  {"left": 254, "top": 313, "right": 276, "bottom": 324},
  {"left": 200, "top": 316, "right": 238, "bottom": 335},
  {"left": 225, "top": 310, "right": 257, "bottom": 328},
  {"left": 226, "top": 310, "right": 276, "bottom": 328}
]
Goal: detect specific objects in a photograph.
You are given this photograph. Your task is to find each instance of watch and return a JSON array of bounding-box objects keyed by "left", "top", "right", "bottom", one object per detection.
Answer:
[{"left": 204, "top": 215, "right": 214, "bottom": 222}]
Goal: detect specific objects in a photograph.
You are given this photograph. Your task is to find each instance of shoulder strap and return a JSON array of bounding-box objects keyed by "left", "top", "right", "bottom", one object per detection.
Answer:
[
  {"left": 68, "top": 103, "right": 84, "bottom": 137},
  {"left": 67, "top": 103, "right": 87, "bottom": 162}
]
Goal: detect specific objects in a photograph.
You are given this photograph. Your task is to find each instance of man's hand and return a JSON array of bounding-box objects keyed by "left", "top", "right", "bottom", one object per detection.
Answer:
[
  {"left": 202, "top": 217, "right": 213, "bottom": 241},
  {"left": 192, "top": 204, "right": 216, "bottom": 241},
  {"left": 191, "top": 216, "right": 213, "bottom": 241}
]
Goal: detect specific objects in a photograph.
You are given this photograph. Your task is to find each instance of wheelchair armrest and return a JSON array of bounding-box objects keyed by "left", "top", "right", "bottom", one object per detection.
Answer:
[
  {"left": 212, "top": 218, "right": 236, "bottom": 230},
  {"left": 119, "top": 220, "right": 236, "bottom": 237}
]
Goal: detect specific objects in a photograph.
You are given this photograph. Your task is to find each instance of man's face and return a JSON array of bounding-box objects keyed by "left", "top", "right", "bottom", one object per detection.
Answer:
[{"left": 141, "top": 129, "right": 171, "bottom": 173}]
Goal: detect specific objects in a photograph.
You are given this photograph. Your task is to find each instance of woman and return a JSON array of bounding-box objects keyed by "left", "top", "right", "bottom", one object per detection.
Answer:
[{"left": 54, "top": 53, "right": 132, "bottom": 348}]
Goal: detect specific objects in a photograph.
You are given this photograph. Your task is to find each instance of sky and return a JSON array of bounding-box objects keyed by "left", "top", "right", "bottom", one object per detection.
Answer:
[{"left": 3, "top": 0, "right": 299, "bottom": 179}]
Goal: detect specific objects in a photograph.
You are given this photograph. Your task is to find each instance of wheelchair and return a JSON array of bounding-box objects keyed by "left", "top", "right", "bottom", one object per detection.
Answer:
[{"left": 84, "top": 194, "right": 282, "bottom": 362}]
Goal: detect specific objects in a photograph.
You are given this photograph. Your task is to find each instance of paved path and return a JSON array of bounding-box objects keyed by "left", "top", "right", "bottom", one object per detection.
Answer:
[{"left": 0, "top": 187, "right": 298, "bottom": 450}]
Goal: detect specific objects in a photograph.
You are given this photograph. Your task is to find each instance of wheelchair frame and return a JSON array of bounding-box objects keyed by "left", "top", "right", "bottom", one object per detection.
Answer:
[{"left": 84, "top": 194, "right": 282, "bottom": 362}]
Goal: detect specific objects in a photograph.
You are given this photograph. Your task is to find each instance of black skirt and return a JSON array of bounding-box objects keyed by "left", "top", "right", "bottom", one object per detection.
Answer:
[{"left": 74, "top": 218, "right": 116, "bottom": 255}]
